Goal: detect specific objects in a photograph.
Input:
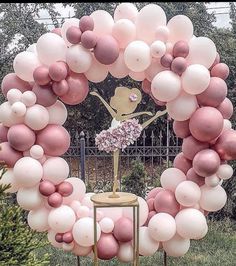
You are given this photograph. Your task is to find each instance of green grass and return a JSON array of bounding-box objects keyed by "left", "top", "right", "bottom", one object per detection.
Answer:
[{"left": 36, "top": 219, "right": 236, "bottom": 266}]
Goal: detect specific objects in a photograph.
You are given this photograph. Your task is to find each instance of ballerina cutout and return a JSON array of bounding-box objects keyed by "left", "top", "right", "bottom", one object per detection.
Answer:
[{"left": 90, "top": 87, "right": 167, "bottom": 198}]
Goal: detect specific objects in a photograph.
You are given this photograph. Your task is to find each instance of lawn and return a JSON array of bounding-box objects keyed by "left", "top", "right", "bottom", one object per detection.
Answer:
[{"left": 36, "top": 218, "right": 236, "bottom": 266}]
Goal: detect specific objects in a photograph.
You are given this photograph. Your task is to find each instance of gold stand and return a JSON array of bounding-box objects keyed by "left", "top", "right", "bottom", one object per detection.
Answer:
[{"left": 91, "top": 192, "right": 140, "bottom": 266}]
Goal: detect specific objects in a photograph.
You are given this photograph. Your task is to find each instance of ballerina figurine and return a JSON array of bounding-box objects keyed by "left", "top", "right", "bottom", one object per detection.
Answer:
[{"left": 90, "top": 86, "right": 167, "bottom": 198}]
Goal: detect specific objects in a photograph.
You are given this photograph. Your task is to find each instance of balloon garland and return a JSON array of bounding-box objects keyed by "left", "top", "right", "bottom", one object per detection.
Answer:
[{"left": 0, "top": 2, "right": 234, "bottom": 261}]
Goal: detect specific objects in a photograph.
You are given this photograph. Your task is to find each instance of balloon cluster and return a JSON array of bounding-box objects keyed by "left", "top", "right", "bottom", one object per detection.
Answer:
[{"left": 0, "top": 2, "right": 235, "bottom": 262}]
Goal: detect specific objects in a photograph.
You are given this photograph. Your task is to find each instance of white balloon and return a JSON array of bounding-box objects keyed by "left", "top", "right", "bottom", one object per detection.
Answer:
[
  {"left": 61, "top": 18, "right": 80, "bottom": 47},
  {"left": 117, "top": 242, "right": 133, "bottom": 262},
  {"left": 13, "top": 51, "right": 41, "bottom": 82},
  {"left": 21, "top": 91, "right": 37, "bottom": 107},
  {"left": 99, "top": 217, "right": 114, "bottom": 233},
  {"left": 36, "top": 33, "right": 67, "bottom": 65},
  {"left": 205, "top": 174, "right": 221, "bottom": 187},
  {"left": 0, "top": 102, "right": 24, "bottom": 127},
  {"left": 24, "top": 104, "right": 49, "bottom": 130},
  {"left": 62, "top": 242, "right": 74, "bottom": 252},
  {"left": 81, "top": 194, "right": 94, "bottom": 209},
  {"left": 139, "top": 226, "right": 159, "bottom": 256},
  {"left": 162, "top": 234, "right": 190, "bottom": 257},
  {"left": 217, "top": 164, "right": 233, "bottom": 180},
  {"left": 85, "top": 55, "right": 108, "bottom": 83},
  {"left": 114, "top": 3, "right": 138, "bottom": 23},
  {"left": 11, "top": 102, "right": 26, "bottom": 117},
  {"left": 150, "top": 41, "right": 166, "bottom": 58},
  {"left": 155, "top": 26, "right": 170, "bottom": 42},
  {"left": 7, "top": 89, "right": 22, "bottom": 105},
  {"left": 69, "top": 200, "right": 81, "bottom": 213},
  {"left": 160, "top": 168, "right": 186, "bottom": 192},
  {"left": 90, "top": 10, "right": 114, "bottom": 37},
  {"left": 63, "top": 178, "right": 86, "bottom": 204},
  {"left": 73, "top": 244, "right": 92, "bottom": 256},
  {"left": 0, "top": 168, "right": 20, "bottom": 193},
  {"left": 47, "top": 100, "right": 67, "bottom": 125},
  {"left": 76, "top": 206, "right": 90, "bottom": 219},
  {"left": 223, "top": 119, "right": 232, "bottom": 131},
  {"left": 27, "top": 207, "right": 50, "bottom": 232},
  {"left": 30, "top": 145, "right": 44, "bottom": 159},
  {"left": 27, "top": 43, "right": 38, "bottom": 54},
  {"left": 48, "top": 205, "right": 76, "bottom": 233}
]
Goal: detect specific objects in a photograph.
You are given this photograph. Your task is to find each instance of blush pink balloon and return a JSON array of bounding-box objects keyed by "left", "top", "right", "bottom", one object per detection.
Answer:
[
  {"left": 0, "top": 124, "right": 9, "bottom": 142},
  {"left": 173, "top": 41, "right": 189, "bottom": 58},
  {"left": 39, "top": 180, "right": 56, "bottom": 196},
  {"left": 63, "top": 232, "right": 74, "bottom": 243},
  {"left": 7, "top": 124, "right": 36, "bottom": 151},
  {"left": 79, "top": 16, "right": 94, "bottom": 32},
  {"left": 160, "top": 53, "right": 173, "bottom": 68},
  {"left": 0, "top": 142, "right": 22, "bottom": 167},
  {"left": 32, "top": 83, "right": 57, "bottom": 107},
  {"left": 33, "top": 66, "right": 51, "bottom": 85},
  {"left": 52, "top": 80, "right": 69, "bottom": 96},
  {"left": 48, "top": 192, "right": 63, "bottom": 208},
  {"left": 49, "top": 62, "right": 68, "bottom": 82},
  {"left": 189, "top": 107, "right": 224, "bottom": 142},
  {"left": 113, "top": 217, "right": 133, "bottom": 242},
  {"left": 1, "top": 73, "right": 32, "bottom": 97},
  {"left": 66, "top": 26, "right": 82, "bottom": 44},
  {"left": 147, "top": 198, "right": 155, "bottom": 212},
  {"left": 173, "top": 152, "right": 192, "bottom": 174},
  {"left": 173, "top": 119, "right": 190, "bottom": 139},
  {"left": 55, "top": 233, "right": 64, "bottom": 243},
  {"left": 197, "top": 77, "right": 227, "bottom": 107},
  {"left": 97, "top": 233, "right": 119, "bottom": 260},
  {"left": 211, "top": 63, "right": 229, "bottom": 80},
  {"left": 36, "top": 125, "right": 70, "bottom": 156},
  {"left": 186, "top": 168, "right": 205, "bottom": 186},
  {"left": 209, "top": 52, "right": 220, "bottom": 70},
  {"left": 141, "top": 79, "right": 151, "bottom": 94},
  {"left": 57, "top": 181, "right": 73, "bottom": 197},
  {"left": 182, "top": 135, "right": 209, "bottom": 161},
  {"left": 94, "top": 35, "right": 119, "bottom": 65},
  {"left": 154, "top": 189, "right": 180, "bottom": 217},
  {"left": 171, "top": 57, "right": 187, "bottom": 75},
  {"left": 217, "top": 98, "right": 234, "bottom": 119},
  {"left": 81, "top": 30, "right": 98, "bottom": 49},
  {"left": 144, "top": 211, "right": 157, "bottom": 226},
  {"left": 51, "top": 28, "right": 62, "bottom": 36},
  {"left": 146, "top": 187, "right": 163, "bottom": 200},
  {"left": 60, "top": 72, "right": 89, "bottom": 105},
  {"left": 193, "top": 149, "right": 221, "bottom": 176},
  {"left": 214, "top": 129, "right": 236, "bottom": 160}
]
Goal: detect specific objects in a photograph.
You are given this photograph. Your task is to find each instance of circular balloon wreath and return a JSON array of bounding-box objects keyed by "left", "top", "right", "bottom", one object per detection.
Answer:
[{"left": 0, "top": 2, "right": 235, "bottom": 262}]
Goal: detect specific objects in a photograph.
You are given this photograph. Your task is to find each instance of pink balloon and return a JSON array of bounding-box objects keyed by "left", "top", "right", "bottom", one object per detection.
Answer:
[
  {"left": 55, "top": 233, "right": 64, "bottom": 243},
  {"left": 147, "top": 198, "right": 155, "bottom": 212},
  {"left": 81, "top": 30, "right": 98, "bottom": 49},
  {"left": 36, "top": 125, "right": 70, "bottom": 156},
  {"left": 66, "top": 26, "right": 82, "bottom": 45},
  {"left": 211, "top": 63, "right": 229, "bottom": 80},
  {"left": 94, "top": 35, "right": 119, "bottom": 65},
  {"left": 0, "top": 124, "right": 9, "bottom": 142},
  {"left": 209, "top": 52, "right": 220, "bottom": 70},
  {"left": 39, "top": 180, "right": 56, "bottom": 196},
  {"left": 32, "top": 83, "right": 57, "bottom": 107},
  {"left": 49, "top": 62, "right": 68, "bottom": 82},
  {"left": 63, "top": 232, "right": 74, "bottom": 243},
  {"left": 171, "top": 57, "right": 187, "bottom": 75},
  {"left": 51, "top": 28, "right": 62, "bottom": 37},
  {"left": 52, "top": 80, "right": 69, "bottom": 96},
  {"left": 186, "top": 168, "right": 205, "bottom": 186},
  {"left": 33, "top": 66, "right": 51, "bottom": 85},
  {"left": 79, "top": 16, "right": 94, "bottom": 32},
  {"left": 193, "top": 149, "right": 220, "bottom": 176},
  {"left": 7, "top": 124, "right": 36, "bottom": 151},
  {"left": 1, "top": 73, "right": 32, "bottom": 97},
  {"left": 189, "top": 107, "right": 224, "bottom": 142},
  {"left": 113, "top": 217, "right": 133, "bottom": 242},
  {"left": 173, "top": 120, "right": 190, "bottom": 139},
  {"left": 60, "top": 72, "right": 89, "bottom": 105},
  {"left": 217, "top": 98, "right": 233, "bottom": 119},
  {"left": 154, "top": 189, "right": 180, "bottom": 217},
  {"left": 97, "top": 233, "right": 119, "bottom": 260},
  {"left": 173, "top": 41, "right": 189, "bottom": 58},
  {"left": 57, "top": 181, "right": 73, "bottom": 197},
  {"left": 48, "top": 192, "right": 63, "bottom": 208},
  {"left": 214, "top": 129, "right": 236, "bottom": 160},
  {"left": 146, "top": 187, "right": 163, "bottom": 200},
  {"left": 144, "top": 211, "right": 157, "bottom": 226},
  {"left": 141, "top": 79, "right": 151, "bottom": 94},
  {"left": 160, "top": 54, "right": 173, "bottom": 68},
  {"left": 197, "top": 77, "right": 227, "bottom": 107},
  {"left": 0, "top": 142, "right": 22, "bottom": 167},
  {"left": 173, "top": 152, "right": 192, "bottom": 174},
  {"left": 182, "top": 135, "right": 209, "bottom": 160}
]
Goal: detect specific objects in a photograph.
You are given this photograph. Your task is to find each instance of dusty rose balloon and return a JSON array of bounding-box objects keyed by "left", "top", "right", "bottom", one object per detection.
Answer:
[
  {"left": 189, "top": 107, "right": 224, "bottom": 142},
  {"left": 141, "top": 79, "right": 151, "bottom": 94},
  {"left": 79, "top": 16, "right": 94, "bottom": 32},
  {"left": 33, "top": 66, "right": 51, "bottom": 85},
  {"left": 7, "top": 124, "right": 36, "bottom": 151},
  {"left": 173, "top": 152, "right": 192, "bottom": 174},
  {"left": 146, "top": 187, "right": 163, "bottom": 200},
  {"left": 173, "top": 41, "right": 189, "bottom": 58},
  {"left": 154, "top": 189, "right": 180, "bottom": 217},
  {"left": 94, "top": 35, "right": 119, "bottom": 65},
  {"left": 52, "top": 80, "right": 69, "bottom": 96},
  {"left": 57, "top": 181, "right": 73, "bottom": 197},
  {"left": 51, "top": 28, "right": 62, "bottom": 36},
  {"left": 81, "top": 30, "right": 98, "bottom": 49},
  {"left": 60, "top": 72, "right": 89, "bottom": 105},
  {"left": 36, "top": 125, "right": 70, "bottom": 156},
  {"left": 63, "top": 232, "right": 74, "bottom": 243},
  {"left": 55, "top": 233, "right": 64, "bottom": 243},
  {"left": 48, "top": 192, "right": 63, "bottom": 208},
  {"left": 97, "top": 233, "right": 119, "bottom": 260},
  {"left": 214, "top": 129, "right": 236, "bottom": 160},
  {"left": 197, "top": 77, "right": 227, "bottom": 107},
  {"left": 147, "top": 198, "right": 155, "bottom": 212},
  {"left": 186, "top": 168, "right": 205, "bottom": 186},
  {"left": 0, "top": 124, "right": 9, "bottom": 142},
  {"left": 182, "top": 135, "right": 209, "bottom": 160},
  {"left": 113, "top": 217, "right": 133, "bottom": 242},
  {"left": 173, "top": 120, "right": 190, "bottom": 139},
  {"left": 160, "top": 53, "right": 173, "bottom": 68},
  {"left": 0, "top": 142, "right": 22, "bottom": 167},
  {"left": 193, "top": 149, "right": 220, "bottom": 176},
  {"left": 171, "top": 57, "right": 187, "bottom": 75},
  {"left": 32, "top": 83, "right": 57, "bottom": 107},
  {"left": 217, "top": 98, "right": 233, "bottom": 119},
  {"left": 49, "top": 62, "right": 68, "bottom": 82},
  {"left": 211, "top": 63, "right": 229, "bottom": 80},
  {"left": 66, "top": 26, "right": 82, "bottom": 44},
  {"left": 39, "top": 180, "right": 56, "bottom": 196},
  {"left": 1, "top": 73, "right": 32, "bottom": 97}
]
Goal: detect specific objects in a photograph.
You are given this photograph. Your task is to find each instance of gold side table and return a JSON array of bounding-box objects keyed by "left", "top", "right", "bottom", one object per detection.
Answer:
[{"left": 91, "top": 192, "right": 140, "bottom": 266}]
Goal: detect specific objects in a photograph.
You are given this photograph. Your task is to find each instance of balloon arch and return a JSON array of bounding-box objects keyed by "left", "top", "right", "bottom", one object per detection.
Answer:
[{"left": 0, "top": 2, "right": 234, "bottom": 262}]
